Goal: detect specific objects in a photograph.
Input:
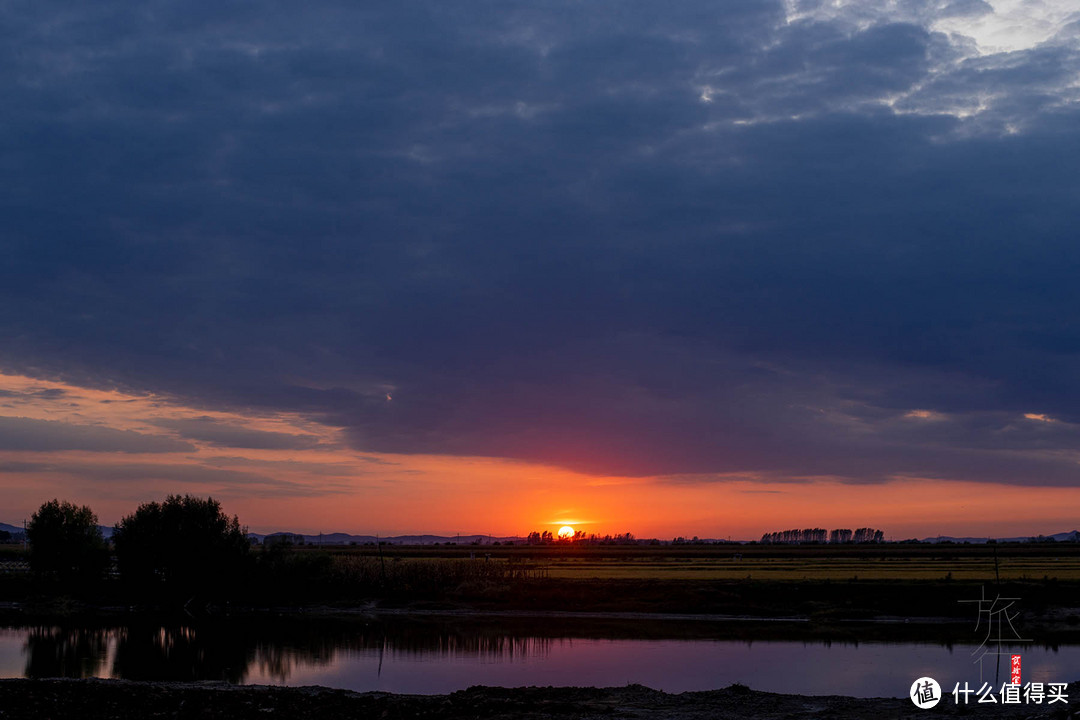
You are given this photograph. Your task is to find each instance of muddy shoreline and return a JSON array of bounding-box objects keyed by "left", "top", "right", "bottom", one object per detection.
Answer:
[{"left": 2, "top": 678, "right": 1076, "bottom": 720}]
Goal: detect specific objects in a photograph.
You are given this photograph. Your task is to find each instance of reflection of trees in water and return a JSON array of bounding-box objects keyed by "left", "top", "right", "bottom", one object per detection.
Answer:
[
  {"left": 22, "top": 619, "right": 1078, "bottom": 686},
  {"left": 31, "top": 619, "right": 890, "bottom": 685},
  {"left": 366, "top": 630, "right": 554, "bottom": 660},
  {"left": 111, "top": 624, "right": 251, "bottom": 682},
  {"left": 21, "top": 619, "right": 693, "bottom": 684},
  {"left": 24, "top": 626, "right": 109, "bottom": 678},
  {"left": 22, "top": 622, "right": 338, "bottom": 684},
  {"left": 248, "top": 621, "right": 554, "bottom": 682},
  {"left": 250, "top": 626, "right": 338, "bottom": 682}
]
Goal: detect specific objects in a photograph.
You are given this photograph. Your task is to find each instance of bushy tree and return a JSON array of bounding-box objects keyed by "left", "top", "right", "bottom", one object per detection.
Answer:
[
  {"left": 113, "top": 495, "right": 250, "bottom": 599},
  {"left": 26, "top": 499, "right": 110, "bottom": 583}
]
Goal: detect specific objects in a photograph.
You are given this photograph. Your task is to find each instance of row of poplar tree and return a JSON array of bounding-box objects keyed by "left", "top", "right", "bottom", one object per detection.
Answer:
[{"left": 759, "top": 527, "right": 885, "bottom": 544}]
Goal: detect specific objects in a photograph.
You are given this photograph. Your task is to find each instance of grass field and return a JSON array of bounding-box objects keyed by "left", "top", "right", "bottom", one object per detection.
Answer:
[
  {"left": 8, "top": 539, "right": 1079, "bottom": 582},
  {"left": 536, "top": 555, "right": 1080, "bottom": 580},
  {"left": 295, "top": 541, "right": 1080, "bottom": 583},
  {"left": 5, "top": 541, "right": 1080, "bottom": 629}
]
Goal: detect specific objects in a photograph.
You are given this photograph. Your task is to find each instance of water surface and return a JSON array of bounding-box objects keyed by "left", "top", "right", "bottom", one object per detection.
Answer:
[{"left": 2, "top": 618, "right": 1075, "bottom": 698}]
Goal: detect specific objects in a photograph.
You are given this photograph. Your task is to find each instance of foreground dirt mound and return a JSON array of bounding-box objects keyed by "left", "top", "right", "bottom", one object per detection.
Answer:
[{"left": 0, "top": 679, "right": 1076, "bottom": 719}]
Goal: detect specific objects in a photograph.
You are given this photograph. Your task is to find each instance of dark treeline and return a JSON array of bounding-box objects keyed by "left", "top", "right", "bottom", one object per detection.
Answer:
[
  {"left": 759, "top": 528, "right": 885, "bottom": 544},
  {"left": 16, "top": 495, "right": 551, "bottom": 608},
  {"left": 23, "top": 496, "right": 252, "bottom": 606},
  {"left": 524, "top": 531, "right": 638, "bottom": 545}
]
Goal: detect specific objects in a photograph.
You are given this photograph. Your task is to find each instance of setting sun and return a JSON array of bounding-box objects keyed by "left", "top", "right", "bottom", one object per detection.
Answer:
[{"left": 557, "top": 525, "right": 575, "bottom": 540}]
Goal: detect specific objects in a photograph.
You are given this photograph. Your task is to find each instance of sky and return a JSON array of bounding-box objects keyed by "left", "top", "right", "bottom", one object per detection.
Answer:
[{"left": 4, "top": 0, "right": 1080, "bottom": 540}]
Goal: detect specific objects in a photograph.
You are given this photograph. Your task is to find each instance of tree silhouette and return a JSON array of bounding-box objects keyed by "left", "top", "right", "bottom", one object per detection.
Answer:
[
  {"left": 26, "top": 499, "right": 109, "bottom": 584},
  {"left": 113, "top": 495, "right": 250, "bottom": 601}
]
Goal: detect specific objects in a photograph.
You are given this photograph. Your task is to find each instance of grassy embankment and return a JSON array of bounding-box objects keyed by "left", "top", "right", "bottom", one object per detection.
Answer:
[{"left": 3, "top": 542, "right": 1080, "bottom": 634}]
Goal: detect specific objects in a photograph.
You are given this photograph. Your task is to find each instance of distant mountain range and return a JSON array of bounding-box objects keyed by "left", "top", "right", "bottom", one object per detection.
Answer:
[
  {"left": 918, "top": 530, "right": 1080, "bottom": 544},
  {"left": 0, "top": 522, "right": 509, "bottom": 545},
  {"left": 0, "top": 522, "right": 113, "bottom": 539},
  {"left": 249, "top": 531, "right": 523, "bottom": 546},
  {"left": 0, "top": 522, "right": 25, "bottom": 539},
  {"left": 3, "top": 521, "right": 1079, "bottom": 545},
  {"left": 249, "top": 529, "right": 1080, "bottom": 546}
]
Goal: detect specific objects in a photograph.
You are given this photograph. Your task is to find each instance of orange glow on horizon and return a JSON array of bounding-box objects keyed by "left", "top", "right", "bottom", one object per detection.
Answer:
[{"left": 1, "top": 370, "right": 1079, "bottom": 542}]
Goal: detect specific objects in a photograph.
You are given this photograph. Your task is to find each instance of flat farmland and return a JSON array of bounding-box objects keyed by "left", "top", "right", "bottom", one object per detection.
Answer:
[
  {"left": 310, "top": 542, "right": 1080, "bottom": 582},
  {"left": 537, "top": 555, "right": 1080, "bottom": 580}
]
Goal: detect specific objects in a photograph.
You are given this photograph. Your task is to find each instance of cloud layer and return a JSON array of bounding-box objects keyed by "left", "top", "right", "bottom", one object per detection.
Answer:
[{"left": 4, "top": 0, "right": 1080, "bottom": 489}]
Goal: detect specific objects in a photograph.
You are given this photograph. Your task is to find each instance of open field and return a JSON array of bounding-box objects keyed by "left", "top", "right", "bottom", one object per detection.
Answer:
[
  {"left": 537, "top": 556, "right": 1080, "bottom": 581},
  {"left": 6, "top": 543, "right": 1080, "bottom": 632},
  {"left": 10, "top": 539, "right": 1080, "bottom": 581},
  {"left": 297, "top": 541, "right": 1080, "bottom": 582}
]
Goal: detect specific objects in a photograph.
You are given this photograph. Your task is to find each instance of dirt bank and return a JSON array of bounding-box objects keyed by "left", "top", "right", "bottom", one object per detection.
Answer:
[{"left": 1, "top": 678, "right": 1076, "bottom": 720}]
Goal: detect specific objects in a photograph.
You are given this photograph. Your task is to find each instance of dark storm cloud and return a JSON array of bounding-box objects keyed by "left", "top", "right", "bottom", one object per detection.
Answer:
[
  {"left": 4, "top": 1, "right": 1080, "bottom": 485},
  {"left": 0, "top": 416, "right": 194, "bottom": 454},
  {"left": 151, "top": 416, "right": 322, "bottom": 450}
]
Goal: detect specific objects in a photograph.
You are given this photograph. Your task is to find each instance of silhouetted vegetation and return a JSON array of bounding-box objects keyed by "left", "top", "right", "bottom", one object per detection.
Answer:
[
  {"left": 247, "top": 544, "right": 548, "bottom": 604},
  {"left": 113, "top": 495, "right": 250, "bottom": 602},
  {"left": 26, "top": 499, "right": 109, "bottom": 584},
  {"left": 525, "top": 531, "right": 637, "bottom": 545},
  {"left": 7, "top": 495, "right": 1080, "bottom": 623},
  {"left": 760, "top": 527, "right": 884, "bottom": 544}
]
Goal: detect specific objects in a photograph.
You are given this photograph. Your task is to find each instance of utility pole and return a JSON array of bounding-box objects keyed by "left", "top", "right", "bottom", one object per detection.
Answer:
[{"left": 377, "top": 534, "right": 386, "bottom": 585}]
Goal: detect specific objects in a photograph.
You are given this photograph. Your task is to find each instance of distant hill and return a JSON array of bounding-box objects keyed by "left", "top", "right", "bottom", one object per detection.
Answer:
[
  {"left": 250, "top": 531, "right": 523, "bottom": 546},
  {"left": 0, "top": 522, "right": 24, "bottom": 538},
  {"left": 0, "top": 521, "right": 112, "bottom": 540},
  {"left": 6, "top": 521, "right": 1080, "bottom": 546},
  {"left": 1, "top": 520, "right": 507, "bottom": 546},
  {"left": 920, "top": 530, "right": 1080, "bottom": 544},
  {"left": 260, "top": 530, "right": 1080, "bottom": 546}
]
